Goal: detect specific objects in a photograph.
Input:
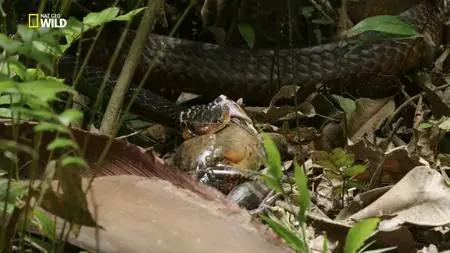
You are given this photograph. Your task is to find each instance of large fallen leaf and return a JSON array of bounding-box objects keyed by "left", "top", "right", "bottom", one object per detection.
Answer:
[
  {"left": 269, "top": 85, "right": 299, "bottom": 105},
  {"left": 41, "top": 175, "right": 293, "bottom": 253},
  {"left": 0, "top": 121, "right": 292, "bottom": 253},
  {"left": 347, "top": 98, "right": 395, "bottom": 142},
  {"left": 348, "top": 166, "right": 450, "bottom": 226}
]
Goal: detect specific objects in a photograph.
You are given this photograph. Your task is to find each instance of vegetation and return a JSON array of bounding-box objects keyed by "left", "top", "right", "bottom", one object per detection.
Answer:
[{"left": 1, "top": 0, "right": 450, "bottom": 253}]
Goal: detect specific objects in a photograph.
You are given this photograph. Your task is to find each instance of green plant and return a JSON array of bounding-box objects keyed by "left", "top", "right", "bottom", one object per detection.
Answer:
[
  {"left": 0, "top": 4, "right": 146, "bottom": 252},
  {"left": 312, "top": 148, "right": 367, "bottom": 203},
  {"left": 260, "top": 134, "right": 390, "bottom": 253}
]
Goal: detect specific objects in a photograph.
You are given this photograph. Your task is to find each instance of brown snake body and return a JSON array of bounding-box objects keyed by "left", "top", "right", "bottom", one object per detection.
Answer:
[
  {"left": 57, "top": 0, "right": 448, "bottom": 126},
  {"left": 128, "top": 0, "right": 445, "bottom": 104}
]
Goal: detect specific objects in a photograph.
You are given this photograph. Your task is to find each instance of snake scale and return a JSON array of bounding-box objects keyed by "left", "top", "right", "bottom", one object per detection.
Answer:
[
  {"left": 135, "top": 1, "right": 443, "bottom": 103},
  {"left": 57, "top": 0, "right": 446, "bottom": 127}
]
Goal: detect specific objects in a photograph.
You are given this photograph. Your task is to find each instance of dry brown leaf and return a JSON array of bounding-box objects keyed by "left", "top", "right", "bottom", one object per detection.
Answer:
[
  {"left": 269, "top": 85, "right": 300, "bottom": 105},
  {"left": 348, "top": 166, "right": 450, "bottom": 226},
  {"left": 43, "top": 175, "right": 293, "bottom": 253},
  {"left": 244, "top": 103, "right": 315, "bottom": 123},
  {"left": 1, "top": 121, "right": 293, "bottom": 252},
  {"left": 408, "top": 96, "right": 437, "bottom": 163},
  {"left": 347, "top": 98, "right": 395, "bottom": 142}
]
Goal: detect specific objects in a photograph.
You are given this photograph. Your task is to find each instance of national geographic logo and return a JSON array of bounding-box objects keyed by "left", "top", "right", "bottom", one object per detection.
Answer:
[{"left": 28, "top": 13, "right": 67, "bottom": 28}]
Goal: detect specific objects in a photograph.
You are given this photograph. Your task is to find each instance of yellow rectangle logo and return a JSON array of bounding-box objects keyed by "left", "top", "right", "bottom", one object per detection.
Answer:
[{"left": 28, "top": 14, "right": 40, "bottom": 28}]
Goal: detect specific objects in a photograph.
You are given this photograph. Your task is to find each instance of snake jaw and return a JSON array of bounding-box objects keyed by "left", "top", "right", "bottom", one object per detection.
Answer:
[
  {"left": 216, "top": 95, "right": 258, "bottom": 135},
  {"left": 181, "top": 110, "right": 231, "bottom": 139},
  {"left": 216, "top": 95, "right": 252, "bottom": 125},
  {"left": 180, "top": 95, "right": 254, "bottom": 139}
]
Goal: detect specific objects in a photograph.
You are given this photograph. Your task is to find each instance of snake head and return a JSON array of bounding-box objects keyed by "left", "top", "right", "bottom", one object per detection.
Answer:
[{"left": 180, "top": 95, "right": 254, "bottom": 139}]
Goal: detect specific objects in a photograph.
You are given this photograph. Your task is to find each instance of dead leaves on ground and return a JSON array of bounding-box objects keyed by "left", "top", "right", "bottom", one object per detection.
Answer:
[
  {"left": 2, "top": 70, "right": 450, "bottom": 252},
  {"left": 1, "top": 121, "right": 294, "bottom": 253},
  {"left": 252, "top": 78, "right": 450, "bottom": 252}
]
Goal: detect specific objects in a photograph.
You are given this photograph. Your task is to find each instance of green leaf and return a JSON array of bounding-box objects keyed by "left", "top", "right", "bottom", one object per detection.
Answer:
[
  {"left": 58, "top": 109, "right": 83, "bottom": 126},
  {"left": 17, "top": 24, "right": 36, "bottom": 42},
  {"left": 0, "top": 33, "right": 23, "bottom": 53},
  {"left": 1, "top": 78, "right": 72, "bottom": 106},
  {"left": 12, "top": 26, "right": 63, "bottom": 68},
  {"left": 345, "top": 164, "right": 367, "bottom": 177},
  {"left": 261, "top": 133, "right": 283, "bottom": 192},
  {"left": 59, "top": 17, "right": 83, "bottom": 52},
  {"left": 332, "top": 95, "right": 356, "bottom": 114},
  {"left": 322, "top": 234, "right": 329, "bottom": 253},
  {"left": 262, "top": 133, "right": 282, "bottom": 178},
  {"left": 331, "top": 148, "right": 354, "bottom": 168},
  {"left": 33, "top": 27, "right": 64, "bottom": 46},
  {"left": 0, "top": 202, "right": 15, "bottom": 216},
  {"left": 24, "top": 47, "right": 56, "bottom": 69},
  {"left": 294, "top": 162, "right": 309, "bottom": 223},
  {"left": 11, "top": 107, "right": 54, "bottom": 121},
  {"left": 344, "top": 218, "right": 380, "bottom": 253},
  {"left": 261, "top": 215, "right": 305, "bottom": 251},
  {"left": 60, "top": 8, "right": 145, "bottom": 52},
  {"left": 17, "top": 79, "right": 75, "bottom": 103},
  {"left": 31, "top": 39, "right": 62, "bottom": 57},
  {"left": 34, "top": 122, "right": 69, "bottom": 134},
  {"left": 21, "top": 68, "right": 47, "bottom": 81},
  {"left": 60, "top": 156, "right": 88, "bottom": 168},
  {"left": 0, "top": 140, "right": 38, "bottom": 158},
  {"left": 0, "top": 79, "right": 17, "bottom": 93},
  {"left": 83, "top": 7, "right": 120, "bottom": 28},
  {"left": 47, "top": 138, "right": 76, "bottom": 150},
  {"left": 0, "top": 74, "right": 9, "bottom": 81},
  {"left": 312, "top": 151, "right": 338, "bottom": 171},
  {"left": 0, "top": 94, "right": 22, "bottom": 105},
  {"left": 0, "top": 58, "right": 27, "bottom": 79},
  {"left": 113, "top": 7, "right": 146, "bottom": 21},
  {"left": 262, "top": 175, "right": 283, "bottom": 193},
  {"left": 237, "top": 22, "right": 255, "bottom": 48},
  {"left": 0, "top": 179, "right": 28, "bottom": 202},
  {"left": 0, "top": 108, "right": 12, "bottom": 118},
  {"left": 418, "top": 122, "right": 434, "bottom": 129},
  {"left": 350, "top": 15, "right": 420, "bottom": 37}
]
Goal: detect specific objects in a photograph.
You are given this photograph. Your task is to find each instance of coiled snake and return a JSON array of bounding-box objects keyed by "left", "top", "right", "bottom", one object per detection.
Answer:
[{"left": 57, "top": 0, "right": 447, "bottom": 129}]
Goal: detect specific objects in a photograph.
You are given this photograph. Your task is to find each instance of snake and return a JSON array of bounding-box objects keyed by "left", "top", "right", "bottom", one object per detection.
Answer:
[
  {"left": 131, "top": 0, "right": 445, "bottom": 104},
  {"left": 54, "top": 0, "right": 447, "bottom": 125},
  {"left": 52, "top": 0, "right": 447, "bottom": 196},
  {"left": 57, "top": 55, "right": 254, "bottom": 137}
]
